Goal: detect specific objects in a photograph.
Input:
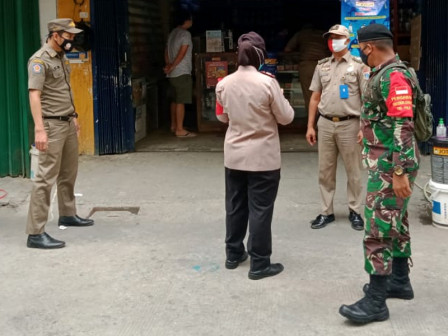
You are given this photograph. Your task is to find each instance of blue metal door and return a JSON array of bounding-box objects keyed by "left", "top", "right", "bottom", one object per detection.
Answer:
[{"left": 91, "top": 0, "right": 134, "bottom": 155}]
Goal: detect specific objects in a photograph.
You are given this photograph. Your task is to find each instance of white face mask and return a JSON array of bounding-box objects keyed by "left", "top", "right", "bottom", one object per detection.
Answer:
[{"left": 330, "top": 38, "right": 347, "bottom": 53}]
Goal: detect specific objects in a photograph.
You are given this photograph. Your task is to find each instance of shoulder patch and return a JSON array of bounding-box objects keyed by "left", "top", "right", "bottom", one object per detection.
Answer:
[
  {"left": 318, "top": 57, "right": 330, "bottom": 65},
  {"left": 386, "top": 71, "right": 413, "bottom": 118},
  {"left": 32, "top": 63, "right": 43, "bottom": 74}
]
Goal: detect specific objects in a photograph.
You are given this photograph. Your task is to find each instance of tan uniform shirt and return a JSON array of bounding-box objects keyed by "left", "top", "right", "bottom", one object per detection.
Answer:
[
  {"left": 28, "top": 44, "right": 75, "bottom": 117},
  {"left": 216, "top": 66, "right": 294, "bottom": 172},
  {"left": 309, "top": 52, "right": 365, "bottom": 117}
]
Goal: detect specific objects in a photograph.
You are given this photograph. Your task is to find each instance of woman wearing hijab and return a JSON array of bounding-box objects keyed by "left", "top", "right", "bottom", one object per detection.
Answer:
[{"left": 215, "top": 32, "right": 294, "bottom": 280}]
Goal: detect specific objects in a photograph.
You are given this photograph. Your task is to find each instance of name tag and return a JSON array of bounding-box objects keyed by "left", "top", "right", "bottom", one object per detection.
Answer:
[{"left": 340, "top": 84, "right": 349, "bottom": 99}]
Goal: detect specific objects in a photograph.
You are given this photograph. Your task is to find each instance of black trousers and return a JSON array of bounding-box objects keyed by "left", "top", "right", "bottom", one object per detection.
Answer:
[{"left": 225, "top": 167, "right": 281, "bottom": 271}]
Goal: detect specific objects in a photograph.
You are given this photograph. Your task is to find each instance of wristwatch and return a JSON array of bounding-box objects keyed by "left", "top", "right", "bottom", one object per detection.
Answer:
[{"left": 393, "top": 166, "right": 404, "bottom": 176}]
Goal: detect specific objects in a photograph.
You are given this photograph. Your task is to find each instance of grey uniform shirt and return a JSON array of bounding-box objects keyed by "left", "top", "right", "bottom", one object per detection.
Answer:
[
  {"left": 28, "top": 44, "right": 75, "bottom": 117},
  {"left": 309, "top": 52, "right": 365, "bottom": 117},
  {"left": 166, "top": 27, "right": 193, "bottom": 78}
]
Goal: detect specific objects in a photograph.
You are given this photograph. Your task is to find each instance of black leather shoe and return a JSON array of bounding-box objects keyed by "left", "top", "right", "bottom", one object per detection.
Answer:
[
  {"left": 58, "top": 215, "right": 94, "bottom": 227},
  {"left": 225, "top": 251, "right": 249, "bottom": 269},
  {"left": 310, "top": 214, "right": 335, "bottom": 229},
  {"left": 349, "top": 211, "right": 364, "bottom": 231},
  {"left": 248, "top": 263, "right": 284, "bottom": 280},
  {"left": 27, "top": 232, "right": 65, "bottom": 249}
]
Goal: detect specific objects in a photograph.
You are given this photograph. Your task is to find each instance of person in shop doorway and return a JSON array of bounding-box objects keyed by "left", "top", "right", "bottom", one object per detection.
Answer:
[
  {"left": 26, "top": 19, "right": 94, "bottom": 249},
  {"left": 339, "top": 24, "right": 420, "bottom": 325},
  {"left": 164, "top": 10, "right": 196, "bottom": 138},
  {"left": 215, "top": 32, "right": 294, "bottom": 280},
  {"left": 306, "top": 24, "right": 367, "bottom": 231},
  {"left": 283, "top": 24, "right": 330, "bottom": 112}
]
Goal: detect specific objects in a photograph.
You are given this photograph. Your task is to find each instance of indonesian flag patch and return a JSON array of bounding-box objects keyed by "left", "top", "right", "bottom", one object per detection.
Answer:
[
  {"left": 386, "top": 71, "right": 413, "bottom": 118},
  {"left": 395, "top": 86, "right": 409, "bottom": 95}
]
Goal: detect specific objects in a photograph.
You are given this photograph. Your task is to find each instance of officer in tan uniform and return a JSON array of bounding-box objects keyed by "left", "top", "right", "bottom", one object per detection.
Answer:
[
  {"left": 306, "top": 24, "right": 367, "bottom": 231},
  {"left": 26, "top": 19, "right": 94, "bottom": 249}
]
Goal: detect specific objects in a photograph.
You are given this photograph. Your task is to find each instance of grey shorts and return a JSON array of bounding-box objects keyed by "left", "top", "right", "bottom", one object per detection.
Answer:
[{"left": 169, "top": 74, "right": 193, "bottom": 104}]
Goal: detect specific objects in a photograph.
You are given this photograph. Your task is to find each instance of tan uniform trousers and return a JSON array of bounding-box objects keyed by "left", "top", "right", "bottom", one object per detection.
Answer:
[
  {"left": 298, "top": 61, "right": 318, "bottom": 112},
  {"left": 317, "top": 116, "right": 362, "bottom": 216},
  {"left": 26, "top": 119, "right": 78, "bottom": 234}
]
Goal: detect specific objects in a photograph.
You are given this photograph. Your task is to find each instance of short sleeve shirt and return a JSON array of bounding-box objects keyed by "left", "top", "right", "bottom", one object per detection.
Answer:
[
  {"left": 309, "top": 52, "right": 366, "bottom": 117},
  {"left": 166, "top": 27, "right": 193, "bottom": 78},
  {"left": 28, "top": 44, "right": 75, "bottom": 117}
]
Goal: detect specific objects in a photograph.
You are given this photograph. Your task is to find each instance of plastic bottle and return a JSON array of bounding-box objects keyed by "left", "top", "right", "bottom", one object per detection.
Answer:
[
  {"left": 436, "top": 118, "right": 446, "bottom": 138},
  {"left": 29, "top": 144, "right": 39, "bottom": 181}
]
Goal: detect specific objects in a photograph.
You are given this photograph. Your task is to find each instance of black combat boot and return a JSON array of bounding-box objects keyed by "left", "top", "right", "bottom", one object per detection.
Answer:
[
  {"left": 339, "top": 275, "right": 389, "bottom": 324},
  {"left": 363, "top": 257, "right": 414, "bottom": 300}
]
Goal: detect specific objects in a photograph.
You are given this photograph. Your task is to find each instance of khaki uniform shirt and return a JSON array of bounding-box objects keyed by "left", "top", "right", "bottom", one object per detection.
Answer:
[
  {"left": 28, "top": 44, "right": 75, "bottom": 117},
  {"left": 216, "top": 66, "right": 294, "bottom": 171},
  {"left": 309, "top": 52, "right": 365, "bottom": 117}
]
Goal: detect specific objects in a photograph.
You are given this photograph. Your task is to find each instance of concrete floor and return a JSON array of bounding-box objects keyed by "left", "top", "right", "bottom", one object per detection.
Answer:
[
  {"left": 136, "top": 130, "right": 316, "bottom": 152},
  {"left": 0, "top": 152, "right": 447, "bottom": 336}
]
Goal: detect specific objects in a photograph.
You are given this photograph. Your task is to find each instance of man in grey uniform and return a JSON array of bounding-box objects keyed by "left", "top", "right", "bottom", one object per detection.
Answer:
[
  {"left": 27, "top": 18, "right": 94, "bottom": 249},
  {"left": 306, "top": 24, "right": 367, "bottom": 231}
]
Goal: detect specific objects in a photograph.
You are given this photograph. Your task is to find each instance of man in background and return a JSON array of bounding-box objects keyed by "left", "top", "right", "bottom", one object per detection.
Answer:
[
  {"left": 284, "top": 24, "right": 330, "bottom": 111},
  {"left": 164, "top": 10, "right": 196, "bottom": 138}
]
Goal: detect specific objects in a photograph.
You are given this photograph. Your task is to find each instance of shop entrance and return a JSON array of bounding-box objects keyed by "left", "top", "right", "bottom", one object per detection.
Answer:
[
  {"left": 92, "top": 0, "right": 423, "bottom": 153},
  {"left": 132, "top": 0, "right": 339, "bottom": 152}
]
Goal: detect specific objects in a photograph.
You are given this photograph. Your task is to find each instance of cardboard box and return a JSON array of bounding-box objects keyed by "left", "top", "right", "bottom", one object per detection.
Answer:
[
  {"left": 132, "top": 78, "right": 147, "bottom": 108},
  {"left": 135, "top": 104, "right": 147, "bottom": 142},
  {"left": 397, "top": 45, "right": 410, "bottom": 62}
]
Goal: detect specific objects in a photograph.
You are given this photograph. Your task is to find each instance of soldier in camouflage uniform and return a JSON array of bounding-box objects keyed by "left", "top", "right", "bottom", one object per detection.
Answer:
[{"left": 339, "top": 24, "right": 420, "bottom": 324}]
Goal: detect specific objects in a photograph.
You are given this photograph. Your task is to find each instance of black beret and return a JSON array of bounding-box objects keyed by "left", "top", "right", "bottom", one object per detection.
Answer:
[{"left": 357, "top": 24, "right": 393, "bottom": 43}]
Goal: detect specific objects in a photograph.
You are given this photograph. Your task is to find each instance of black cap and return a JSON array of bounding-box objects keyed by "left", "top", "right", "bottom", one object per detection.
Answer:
[{"left": 357, "top": 24, "right": 393, "bottom": 43}]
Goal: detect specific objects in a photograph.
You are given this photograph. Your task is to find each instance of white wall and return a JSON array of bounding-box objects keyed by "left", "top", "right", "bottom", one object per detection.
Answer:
[{"left": 38, "top": 0, "right": 57, "bottom": 45}]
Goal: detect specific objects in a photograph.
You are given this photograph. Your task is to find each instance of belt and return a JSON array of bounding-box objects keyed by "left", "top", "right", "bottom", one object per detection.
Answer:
[
  {"left": 43, "top": 114, "right": 76, "bottom": 121},
  {"left": 319, "top": 113, "right": 359, "bottom": 122}
]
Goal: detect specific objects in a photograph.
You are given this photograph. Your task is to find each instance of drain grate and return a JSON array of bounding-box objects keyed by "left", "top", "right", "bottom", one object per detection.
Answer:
[{"left": 86, "top": 206, "right": 140, "bottom": 218}]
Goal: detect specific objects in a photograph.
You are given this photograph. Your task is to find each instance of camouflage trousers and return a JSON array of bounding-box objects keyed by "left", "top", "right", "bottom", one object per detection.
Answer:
[{"left": 363, "top": 169, "right": 418, "bottom": 275}]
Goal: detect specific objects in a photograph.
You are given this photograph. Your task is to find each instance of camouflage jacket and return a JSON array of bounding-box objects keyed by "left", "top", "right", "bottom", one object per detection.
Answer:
[{"left": 361, "top": 57, "right": 420, "bottom": 173}]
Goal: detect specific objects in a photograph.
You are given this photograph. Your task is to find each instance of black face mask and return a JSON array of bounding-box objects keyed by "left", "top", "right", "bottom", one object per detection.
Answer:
[
  {"left": 58, "top": 37, "right": 75, "bottom": 52},
  {"left": 360, "top": 46, "right": 371, "bottom": 66}
]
